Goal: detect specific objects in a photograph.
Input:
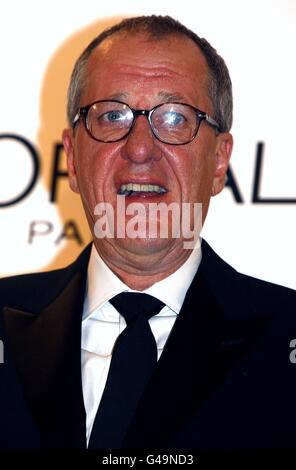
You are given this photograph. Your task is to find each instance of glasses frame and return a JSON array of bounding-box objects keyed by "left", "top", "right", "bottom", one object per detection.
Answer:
[{"left": 72, "top": 99, "right": 221, "bottom": 145}]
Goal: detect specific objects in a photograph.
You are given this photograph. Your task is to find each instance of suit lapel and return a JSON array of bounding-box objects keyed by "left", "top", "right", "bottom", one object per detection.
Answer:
[
  {"left": 123, "top": 270, "right": 223, "bottom": 447},
  {"left": 3, "top": 260, "right": 89, "bottom": 448},
  {"left": 123, "top": 242, "right": 267, "bottom": 448}
]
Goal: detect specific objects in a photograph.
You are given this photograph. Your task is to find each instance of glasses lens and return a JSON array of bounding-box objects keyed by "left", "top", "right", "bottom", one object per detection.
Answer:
[
  {"left": 151, "top": 103, "right": 198, "bottom": 144},
  {"left": 86, "top": 101, "right": 133, "bottom": 142}
]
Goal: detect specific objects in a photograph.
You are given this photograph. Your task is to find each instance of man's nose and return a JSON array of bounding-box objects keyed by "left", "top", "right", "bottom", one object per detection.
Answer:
[{"left": 121, "top": 115, "right": 157, "bottom": 163}]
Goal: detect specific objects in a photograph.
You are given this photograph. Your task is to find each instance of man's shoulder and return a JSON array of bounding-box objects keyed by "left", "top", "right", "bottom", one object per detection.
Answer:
[
  {"left": 0, "top": 269, "right": 66, "bottom": 309},
  {"left": 237, "top": 270, "right": 296, "bottom": 322},
  {"left": 239, "top": 269, "right": 296, "bottom": 301},
  {"left": 0, "top": 244, "right": 92, "bottom": 312},
  {"left": 200, "top": 239, "right": 296, "bottom": 315}
]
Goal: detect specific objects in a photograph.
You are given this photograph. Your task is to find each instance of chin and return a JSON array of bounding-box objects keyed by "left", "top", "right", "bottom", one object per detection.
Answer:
[{"left": 114, "top": 236, "right": 176, "bottom": 257}]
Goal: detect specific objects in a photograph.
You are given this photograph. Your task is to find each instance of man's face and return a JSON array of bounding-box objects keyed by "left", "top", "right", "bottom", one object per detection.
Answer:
[{"left": 63, "top": 32, "right": 232, "bottom": 266}]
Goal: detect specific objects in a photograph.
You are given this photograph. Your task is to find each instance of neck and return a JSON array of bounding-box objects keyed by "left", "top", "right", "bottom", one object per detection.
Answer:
[{"left": 93, "top": 239, "right": 194, "bottom": 290}]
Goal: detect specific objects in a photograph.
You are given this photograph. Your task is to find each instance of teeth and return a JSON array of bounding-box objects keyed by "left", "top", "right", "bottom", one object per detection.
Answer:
[{"left": 119, "top": 183, "right": 167, "bottom": 195}]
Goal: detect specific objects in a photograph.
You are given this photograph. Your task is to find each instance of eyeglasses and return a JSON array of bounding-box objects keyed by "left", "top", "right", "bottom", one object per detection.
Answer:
[{"left": 73, "top": 100, "right": 220, "bottom": 145}]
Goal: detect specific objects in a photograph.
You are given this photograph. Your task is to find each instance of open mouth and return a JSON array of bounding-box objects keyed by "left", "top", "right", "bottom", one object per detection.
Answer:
[{"left": 117, "top": 183, "right": 168, "bottom": 197}]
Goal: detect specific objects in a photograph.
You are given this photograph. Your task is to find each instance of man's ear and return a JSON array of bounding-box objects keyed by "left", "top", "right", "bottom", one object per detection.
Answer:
[
  {"left": 62, "top": 128, "right": 80, "bottom": 194},
  {"left": 212, "top": 132, "right": 233, "bottom": 196}
]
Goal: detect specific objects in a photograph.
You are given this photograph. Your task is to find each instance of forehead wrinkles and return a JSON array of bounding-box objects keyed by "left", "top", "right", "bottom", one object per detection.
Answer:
[
  {"left": 87, "top": 34, "right": 209, "bottom": 83},
  {"left": 83, "top": 34, "right": 211, "bottom": 106},
  {"left": 86, "top": 61, "right": 208, "bottom": 95},
  {"left": 102, "top": 63, "right": 184, "bottom": 79},
  {"left": 86, "top": 55, "right": 191, "bottom": 84}
]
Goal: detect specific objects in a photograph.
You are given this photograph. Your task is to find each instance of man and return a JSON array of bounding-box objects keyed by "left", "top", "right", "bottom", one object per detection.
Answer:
[{"left": 0, "top": 15, "right": 295, "bottom": 449}]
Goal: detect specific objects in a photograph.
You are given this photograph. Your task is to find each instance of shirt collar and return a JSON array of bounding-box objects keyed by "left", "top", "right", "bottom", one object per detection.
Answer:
[
  {"left": 144, "top": 240, "right": 202, "bottom": 312},
  {"left": 83, "top": 240, "right": 202, "bottom": 319}
]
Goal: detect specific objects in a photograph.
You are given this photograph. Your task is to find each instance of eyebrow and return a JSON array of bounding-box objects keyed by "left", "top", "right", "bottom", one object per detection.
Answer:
[
  {"left": 107, "top": 93, "right": 129, "bottom": 101},
  {"left": 106, "top": 91, "right": 186, "bottom": 103},
  {"left": 157, "top": 91, "right": 187, "bottom": 102}
]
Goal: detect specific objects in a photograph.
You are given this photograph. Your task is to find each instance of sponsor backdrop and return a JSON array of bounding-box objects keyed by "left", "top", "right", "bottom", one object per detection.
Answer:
[{"left": 0, "top": 0, "right": 295, "bottom": 288}]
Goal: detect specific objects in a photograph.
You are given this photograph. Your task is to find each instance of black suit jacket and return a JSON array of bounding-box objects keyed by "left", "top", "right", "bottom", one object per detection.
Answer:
[{"left": 0, "top": 240, "right": 296, "bottom": 449}]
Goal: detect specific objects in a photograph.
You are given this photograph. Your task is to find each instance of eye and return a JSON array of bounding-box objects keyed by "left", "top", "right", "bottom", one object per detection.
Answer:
[
  {"left": 93, "top": 108, "right": 132, "bottom": 130},
  {"left": 163, "top": 111, "right": 186, "bottom": 126},
  {"left": 100, "top": 110, "right": 126, "bottom": 123},
  {"left": 153, "top": 110, "right": 187, "bottom": 129}
]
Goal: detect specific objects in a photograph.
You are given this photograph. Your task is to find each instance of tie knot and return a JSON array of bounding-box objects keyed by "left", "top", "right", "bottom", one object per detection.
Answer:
[{"left": 110, "top": 292, "right": 164, "bottom": 325}]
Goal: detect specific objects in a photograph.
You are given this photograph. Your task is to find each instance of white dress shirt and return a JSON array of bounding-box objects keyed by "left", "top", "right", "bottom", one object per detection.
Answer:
[{"left": 81, "top": 240, "right": 202, "bottom": 444}]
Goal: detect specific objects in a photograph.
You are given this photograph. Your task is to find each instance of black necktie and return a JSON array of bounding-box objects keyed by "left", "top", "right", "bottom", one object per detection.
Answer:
[{"left": 88, "top": 292, "right": 165, "bottom": 449}]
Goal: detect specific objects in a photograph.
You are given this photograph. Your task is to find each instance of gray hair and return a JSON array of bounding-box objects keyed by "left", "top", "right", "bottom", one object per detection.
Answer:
[{"left": 67, "top": 15, "right": 233, "bottom": 132}]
